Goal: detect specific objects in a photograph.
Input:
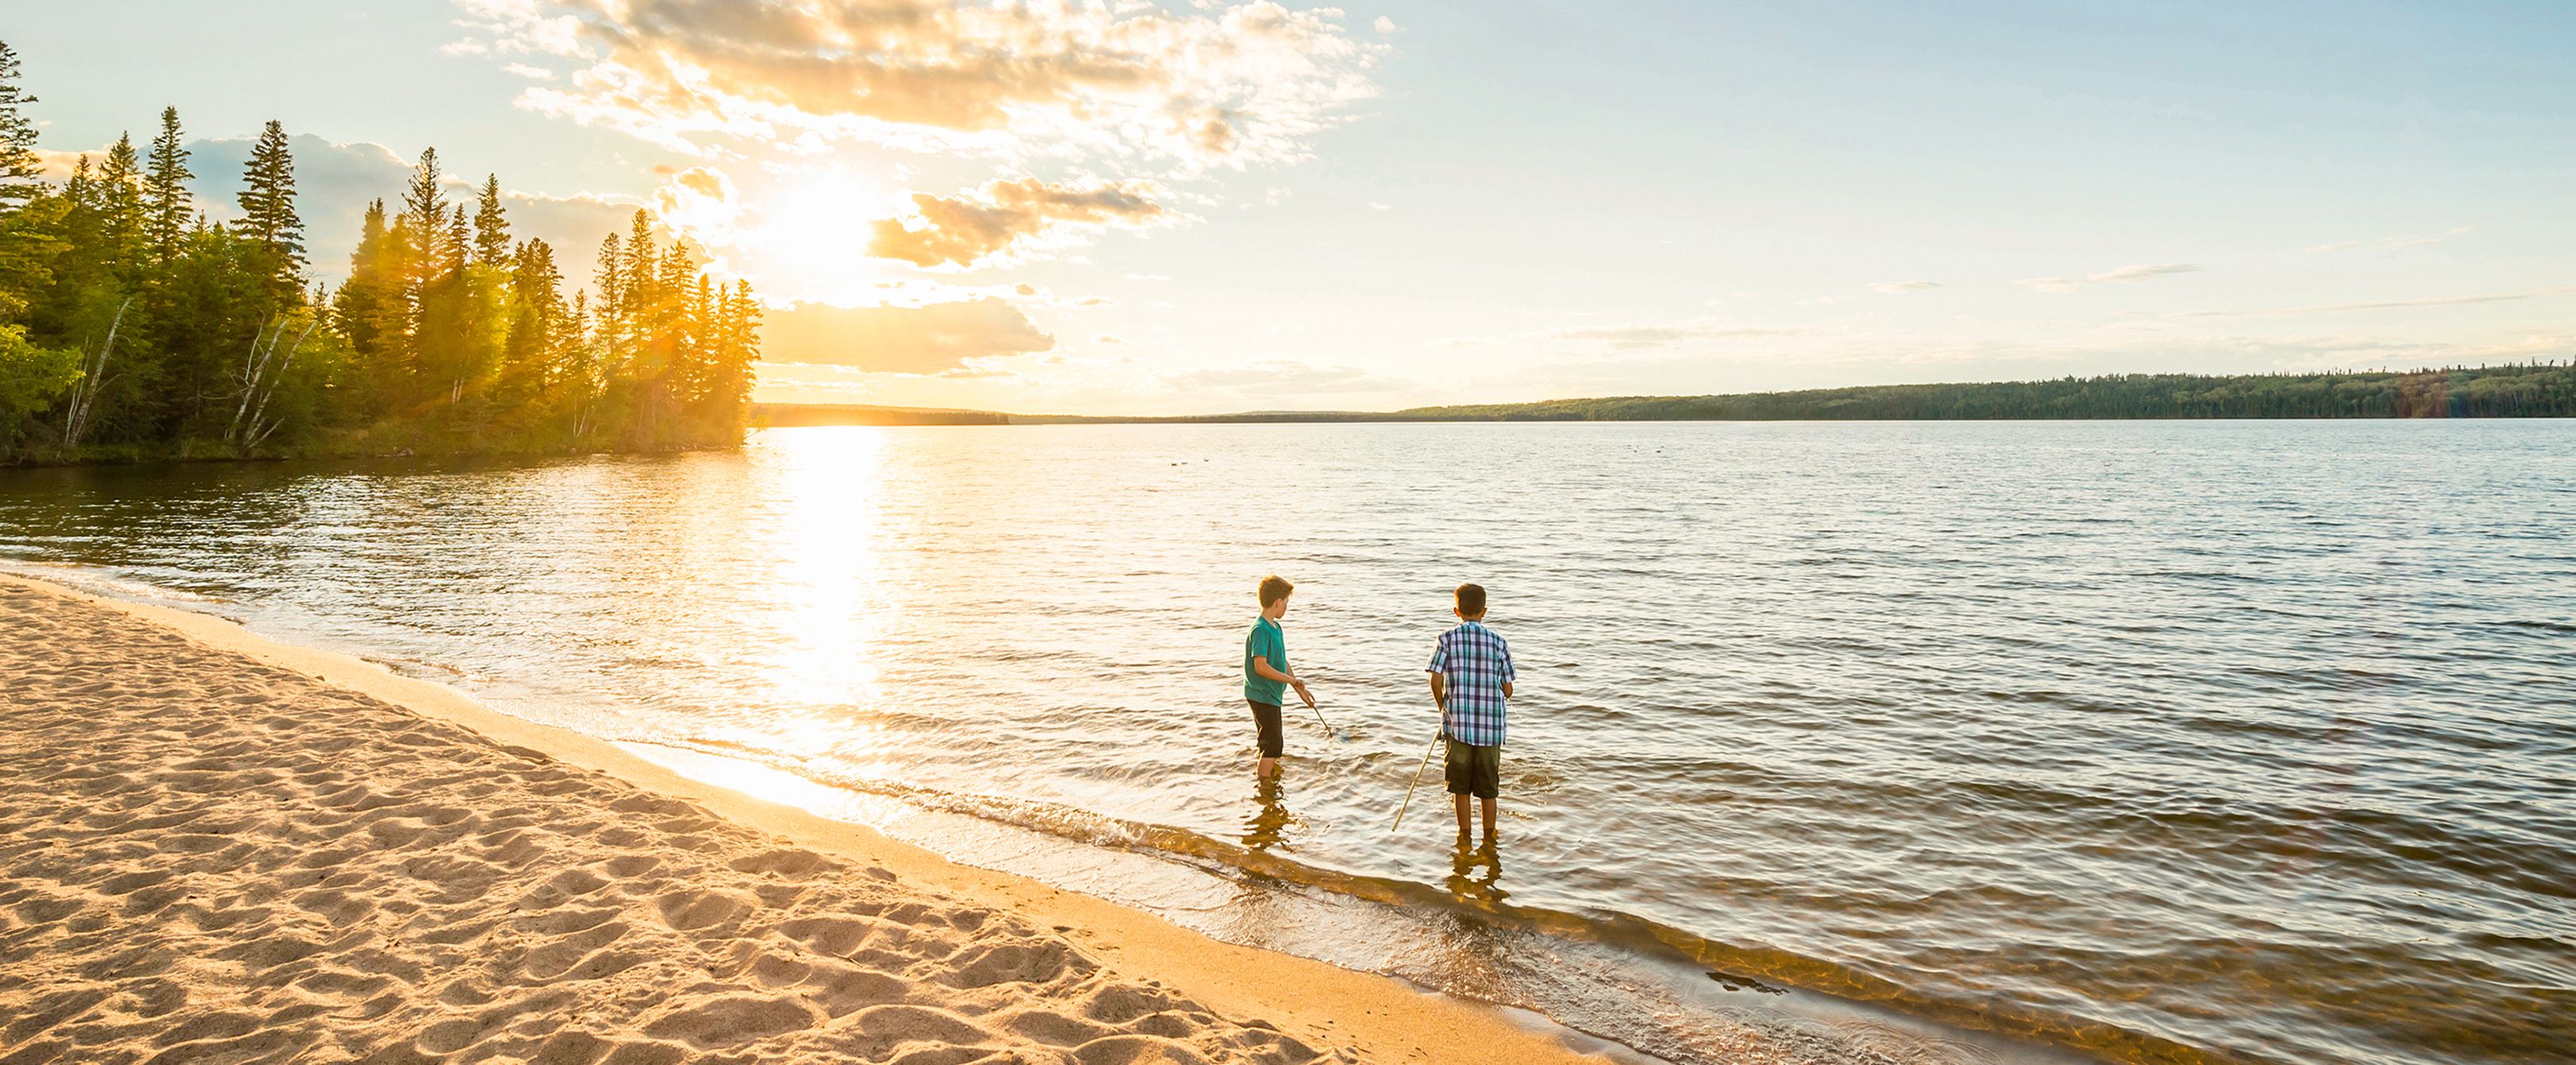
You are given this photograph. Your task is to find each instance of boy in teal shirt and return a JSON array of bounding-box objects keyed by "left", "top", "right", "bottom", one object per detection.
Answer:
[{"left": 1244, "top": 574, "right": 1315, "bottom": 780}]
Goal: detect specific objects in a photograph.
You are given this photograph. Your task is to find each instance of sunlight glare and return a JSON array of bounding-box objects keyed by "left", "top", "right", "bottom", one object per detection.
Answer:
[
  {"left": 749, "top": 176, "right": 903, "bottom": 305},
  {"left": 755, "top": 428, "right": 894, "bottom": 725}
]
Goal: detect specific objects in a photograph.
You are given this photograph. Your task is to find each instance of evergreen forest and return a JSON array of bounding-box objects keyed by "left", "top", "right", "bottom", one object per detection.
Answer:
[{"left": 0, "top": 41, "right": 762, "bottom": 464}]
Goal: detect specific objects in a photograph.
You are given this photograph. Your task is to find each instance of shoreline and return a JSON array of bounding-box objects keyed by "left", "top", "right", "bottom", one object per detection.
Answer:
[
  {"left": 0, "top": 438, "right": 741, "bottom": 470},
  {"left": 0, "top": 572, "right": 1630, "bottom": 1064}
]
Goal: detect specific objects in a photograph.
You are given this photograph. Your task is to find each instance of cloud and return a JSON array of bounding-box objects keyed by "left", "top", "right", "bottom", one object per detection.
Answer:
[
  {"left": 456, "top": 0, "right": 1383, "bottom": 172},
  {"left": 2171, "top": 285, "right": 2576, "bottom": 320},
  {"left": 31, "top": 149, "right": 89, "bottom": 181},
  {"left": 2017, "top": 262, "right": 2201, "bottom": 293},
  {"left": 2309, "top": 227, "right": 2474, "bottom": 253},
  {"left": 1868, "top": 280, "right": 1942, "bottom": 293},
  {"left": 177, "top": 135, "right": 415, "bottom": 250},
  {"left": 452, "top": 0, "right": 586, "bottom": 56},
  {"left": 1554, "top": 322, "right": 1803, "bottom": 350},
  {"left": 650, "top": 165, "right": 743, "bottom": 243},
  {"left": 870, "top": 176, "right": 1170, "bottom": 269},
  {"left": 761, "top": 297, "right": 1055, "bottom": 374}
]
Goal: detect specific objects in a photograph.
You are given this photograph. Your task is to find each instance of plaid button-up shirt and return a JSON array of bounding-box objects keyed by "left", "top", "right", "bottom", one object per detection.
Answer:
[{"left": 1427, "top": 621, "right": 1514, "bottom": 746}]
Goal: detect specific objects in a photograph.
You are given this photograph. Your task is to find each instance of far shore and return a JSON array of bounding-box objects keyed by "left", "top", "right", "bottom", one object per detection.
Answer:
[
  {"left": 753, "top": 362, "right": 2575, "bottom": 426},
  {"left": 0, "top": 575, "right": 1624, "bottom": 1065}
]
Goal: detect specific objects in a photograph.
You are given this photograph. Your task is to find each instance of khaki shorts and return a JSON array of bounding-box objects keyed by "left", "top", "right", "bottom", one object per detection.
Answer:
[{"left": 1444, "top": 738, "right": 1501, "bottom": 800}]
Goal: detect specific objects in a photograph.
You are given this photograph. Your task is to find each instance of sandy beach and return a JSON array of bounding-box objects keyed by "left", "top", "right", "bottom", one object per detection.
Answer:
[{"left": 0, "top": 575, "right": 1616, "bottom": 1065}]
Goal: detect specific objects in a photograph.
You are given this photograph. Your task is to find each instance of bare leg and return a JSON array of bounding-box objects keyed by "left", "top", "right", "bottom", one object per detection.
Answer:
[
  {"left": 1480, "top": 797, "right": 1499, "bottom": 845},
  {"left": 1453, "top": 793, "right": 1472, "bottom": 841},
  {"left": 1257, "top": 756, "right": 1278, "bottom": 780}
]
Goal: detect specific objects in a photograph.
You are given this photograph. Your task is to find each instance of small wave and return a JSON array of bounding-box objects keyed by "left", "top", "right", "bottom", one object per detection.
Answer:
[
  {"left": 2497, "top": 618, "right": 2576, "bottom": 635},
  {"left": 0, "top": 561, "right": 224, "bottom": 604},
  {"left": 628, "top": 734, "right": 2213, "bottom": 1065}
]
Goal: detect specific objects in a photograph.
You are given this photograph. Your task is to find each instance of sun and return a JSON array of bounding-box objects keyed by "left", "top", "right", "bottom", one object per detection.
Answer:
[{"left": 738, "top": 173, "right": 910, "bottom": 306}]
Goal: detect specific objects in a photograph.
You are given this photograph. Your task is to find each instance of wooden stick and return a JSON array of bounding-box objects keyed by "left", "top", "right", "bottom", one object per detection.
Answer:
[{"left": 1391, "top": 729, "right": 1442, "bottom": 832}]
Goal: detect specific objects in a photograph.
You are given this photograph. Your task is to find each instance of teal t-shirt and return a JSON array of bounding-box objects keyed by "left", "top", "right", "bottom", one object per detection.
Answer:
[{"left": 1243, "top": 617, "right": 1287, "bottom": 703}]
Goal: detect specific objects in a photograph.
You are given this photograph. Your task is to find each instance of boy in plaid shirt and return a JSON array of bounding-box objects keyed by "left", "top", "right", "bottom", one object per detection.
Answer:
[{"left": 1426, "top": 583, "right": 1515, "bottom": 846}]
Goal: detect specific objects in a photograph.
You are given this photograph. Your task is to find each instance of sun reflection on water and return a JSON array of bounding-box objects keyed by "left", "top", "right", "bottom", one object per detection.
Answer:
[{"left": 739, "top": 428, "right": 895, "bottom": 772}]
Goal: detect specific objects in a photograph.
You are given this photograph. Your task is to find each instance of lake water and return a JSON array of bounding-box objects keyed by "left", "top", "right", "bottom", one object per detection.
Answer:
[{"left": 5, "top": 421, "right": 2570, "bottom": 1065}]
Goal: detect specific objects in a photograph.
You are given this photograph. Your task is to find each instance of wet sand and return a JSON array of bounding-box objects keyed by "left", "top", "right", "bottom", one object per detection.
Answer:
[{"left": 0, "top": 575, "right": 1620, "bottom": 1064}]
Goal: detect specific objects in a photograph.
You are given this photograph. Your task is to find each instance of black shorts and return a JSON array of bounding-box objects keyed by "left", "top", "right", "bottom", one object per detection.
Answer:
[
  {"left": 1249, "top": 699, "right": 1283, "bottom": 758},
  {"left": 1445, "top": 738, "right": 1501, "bottom": 799}
]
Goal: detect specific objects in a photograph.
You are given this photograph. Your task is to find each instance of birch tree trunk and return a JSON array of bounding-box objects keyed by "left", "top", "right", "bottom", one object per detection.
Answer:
[
  {"left": 241, "top": 318, "right": 318, "bottom": 451},
  {"left": 62, "top": 296, "right": 134, "bottom": 449}
]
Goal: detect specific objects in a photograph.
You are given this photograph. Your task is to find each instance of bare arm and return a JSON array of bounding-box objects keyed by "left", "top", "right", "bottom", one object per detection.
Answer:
[
  {"left": 1257, "top": 656, "right": 1313, "bottom": 707},
  {"left": 1503, "top": 680, "right": 1514, "bottom": 699},
  {"left": 1427, "top": 672, "right": 1447, "bottom": 708}
]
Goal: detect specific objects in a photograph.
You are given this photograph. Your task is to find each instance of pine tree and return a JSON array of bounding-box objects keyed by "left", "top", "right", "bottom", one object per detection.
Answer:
[
  {"left": 0, "top": 41, "right": 42, "bottom": 211},
  {"left": 658, "top": 238, "right": 694, "bottom": 327},
  {"left": 142, "top": 106, "right": 192, "bottom": 263},
  {"left": 721, "top": 279, "right": 761, "bottom": 409},
  {"left": 564, "top": 289, "right": 596, "bottom": 393},
  {"left": 471, "top": 175, "right": 510, "bottom": 266},
  {"left": 398, "top": 148, "right": 447, "bottom": 331},
  {"left": 623, "top": 210, "right": 658, "bottom": 342},
  {"left": 673, "top": 273, "right": 716, "bottom": 401},
  {"left": 235, "top": 119, "right": 303, "bottom": 282},
  {"left": 400, "top": 148, "right": 447, "bottom": 250},
  {"left": 563, "top": 288, "right": 601, "bottom": 442},
  {"left": 62, "top": 155, "right": 92, "bottom": 207},
  {"left": 502, "top": 237, "right": 563, "bottom": 398},
  {"left": 97, "top": 134, "right": 144, "bottom": 273},
  {"left": 444, "top": 204, "right": 468, "bottom": 277},
  {"left": 334, "top": 199, "right": 398, "bottom": 380},
  {"left": 591, "top": 231, "right": 623, "bottom": 360},
  {"left": 0, "top": 42, "right": 58, "bottom": 320}
]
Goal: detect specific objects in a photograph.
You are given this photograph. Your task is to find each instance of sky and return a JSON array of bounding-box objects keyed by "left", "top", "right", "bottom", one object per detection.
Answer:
[{"left": 9, "top": 1, "right": 2573, "bottom": 414}]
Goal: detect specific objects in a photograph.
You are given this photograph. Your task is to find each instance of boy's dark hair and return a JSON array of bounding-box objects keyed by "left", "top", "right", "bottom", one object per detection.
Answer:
[
  {"left": 1455, "top": 583, "right": 1487, "bottom": 617},
  {"left": 1259, "top": 575, "right": 1294, "bottom": 608}
]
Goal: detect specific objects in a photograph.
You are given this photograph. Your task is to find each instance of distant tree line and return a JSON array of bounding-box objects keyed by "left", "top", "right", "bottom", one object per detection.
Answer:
[
  {"left": 751, "top": 404, "right": 1011, "bottom": 427},
  {"left": 961, "top": 364, "right": 2576, "bottom": 425},
  {"left": 0, "top": 40, "right": 762, "bottom": 464},
  {"left": 1389, "top": 365, "right": 2576, "bottom": 421}
]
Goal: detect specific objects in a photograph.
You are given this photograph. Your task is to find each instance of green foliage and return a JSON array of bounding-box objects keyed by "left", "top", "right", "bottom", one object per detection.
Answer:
[
  {"left": 0, "top": 39, "right": 763, "bottom": 464},
  {"left": 0, "top": 41, "right": 41, "bottom": 211},
  {"left": 0, "top": 189, "right": 68, "bottom": 319},
  {"left": 235, "top": 120, "right": 303, "bottom": 285},
  {"left": 0, "top": 323, "right": 76, "bottom": 429},
  {"left": 142, "top": 106, "right": 191, "bottom": 265},
  {"left": 95, "top": 134, "right": 145, "bottom": 277},
  {"left": 471, "top": 176, "right": 510, "bottom": 267}
]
